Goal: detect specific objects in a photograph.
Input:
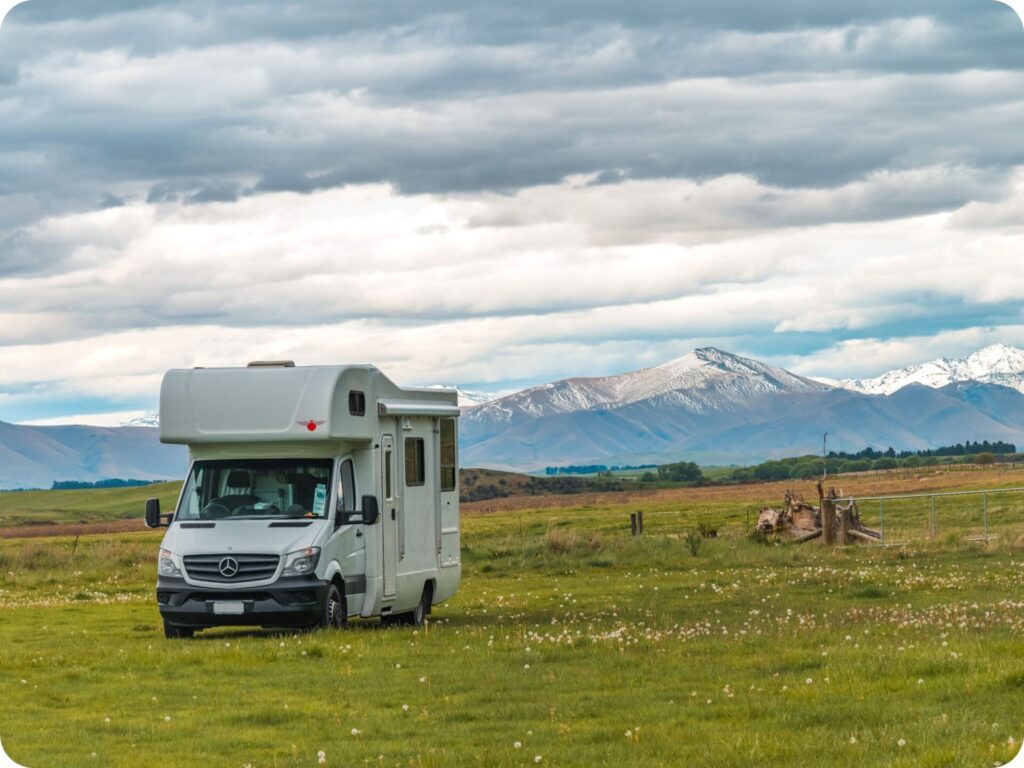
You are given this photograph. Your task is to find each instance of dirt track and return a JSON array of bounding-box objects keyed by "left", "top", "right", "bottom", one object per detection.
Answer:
[
  {"left": 0, "top": 519, "right": 150, "bottom": 540},
  {"left": 461, "top": 465, "right": 1024, "bottom": 515}
]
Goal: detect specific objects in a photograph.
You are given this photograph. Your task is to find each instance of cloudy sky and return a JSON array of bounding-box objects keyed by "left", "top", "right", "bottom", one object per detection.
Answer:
[{"left": 1, "top": 0, "right": 1023, "bottom": 424}]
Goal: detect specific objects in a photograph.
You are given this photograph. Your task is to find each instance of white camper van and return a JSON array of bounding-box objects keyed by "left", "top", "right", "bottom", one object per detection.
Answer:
[{"left": 145, "top": 362, "right": 461, "bottom": 638}]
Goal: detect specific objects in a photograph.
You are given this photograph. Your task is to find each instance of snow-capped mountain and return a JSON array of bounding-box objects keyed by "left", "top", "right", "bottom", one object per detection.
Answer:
[
  {"left": 424, "top": 386, "right": 505, "bottom": 408},
  {"left": 825, "top": 344, "right": 1024, "bottom": 396},
  {"left": 121, "top": 414, "right": 161, "bottom": 428},
  {"left": 460, "top": 345, "right": 1024, "bottom": 470},
  {"left": 465, "top": 347, "right": 828, "bottom": 432}
]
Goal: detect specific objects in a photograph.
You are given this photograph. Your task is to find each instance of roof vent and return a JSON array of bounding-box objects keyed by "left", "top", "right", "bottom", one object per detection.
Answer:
[{"left": 247, "top": 360, "right": 296, "bottom": 368}]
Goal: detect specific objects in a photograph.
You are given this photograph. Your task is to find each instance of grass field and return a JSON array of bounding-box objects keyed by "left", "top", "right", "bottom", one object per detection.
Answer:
[
  {"left": 0, "top": 483, "right": 181, "bottom": 528},
  {"left": 2, "top": 478, "right": 1024, "bottom": 767}
]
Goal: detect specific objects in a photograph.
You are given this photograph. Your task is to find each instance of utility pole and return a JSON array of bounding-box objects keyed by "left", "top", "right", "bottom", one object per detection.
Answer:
[{"left": 822, "top": 432, "right": 829, "bottom": 479}]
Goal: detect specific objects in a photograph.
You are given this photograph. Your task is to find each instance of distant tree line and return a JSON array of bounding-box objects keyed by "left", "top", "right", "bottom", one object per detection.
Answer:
[
  {"left": 461, "top": 470, "right": 625, "bottom": 502},
  {"left": 634, "top": 440, "right": 1022, "bottom": 486},
  {"left": 827, "top": 440, "right": 1016, "bottom": 461},
  {"left": 51, "top": 479, "right": 160, "bottom": 490}
]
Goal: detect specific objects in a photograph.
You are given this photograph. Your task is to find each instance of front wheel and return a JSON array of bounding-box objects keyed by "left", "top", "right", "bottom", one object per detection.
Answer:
[{"left": 317, "top": 583, "right": 346, "bottom": 630}]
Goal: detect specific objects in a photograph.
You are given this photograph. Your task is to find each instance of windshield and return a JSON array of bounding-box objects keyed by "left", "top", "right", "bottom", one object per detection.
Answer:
[{"left": 176, "top": 459, "right": 334, "bottom": 521}]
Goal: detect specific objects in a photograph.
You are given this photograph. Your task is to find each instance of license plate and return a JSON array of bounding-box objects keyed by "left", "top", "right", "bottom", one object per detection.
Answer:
[{"left": 213, "top": 601, "right": 245, "bottom": 615}]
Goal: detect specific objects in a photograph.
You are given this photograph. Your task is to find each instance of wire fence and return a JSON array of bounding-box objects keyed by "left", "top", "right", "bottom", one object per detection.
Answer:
[{"left": 841, "top": 487, "right": 1024, "bottom": 546}]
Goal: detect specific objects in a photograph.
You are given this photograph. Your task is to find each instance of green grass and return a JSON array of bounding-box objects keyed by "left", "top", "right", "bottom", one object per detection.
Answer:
[
  {"left": 0, "top": 483, "right": 182, "bottom": 527},
  {"left": 2, "top": 499, "right": 1024, "bottom": 767}
]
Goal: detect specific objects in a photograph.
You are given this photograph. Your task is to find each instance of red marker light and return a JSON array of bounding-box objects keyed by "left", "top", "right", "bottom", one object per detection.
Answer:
[{"left": 306, "top": 420, "right": 317, "bottom": 432}]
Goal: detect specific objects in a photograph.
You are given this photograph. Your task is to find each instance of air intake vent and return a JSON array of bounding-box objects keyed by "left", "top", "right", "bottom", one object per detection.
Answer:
[
  {"left": 183, "top": 553, "right": 280, "bottom": 583},
  {"left": 268, "top": 521, "right": 313, "bottom": 528},
  {"left": 247, "top": 360, "right": 295, "bottom": 368},
  {"left": 179, "top": 522, "right": 216, "bottom": 529}
]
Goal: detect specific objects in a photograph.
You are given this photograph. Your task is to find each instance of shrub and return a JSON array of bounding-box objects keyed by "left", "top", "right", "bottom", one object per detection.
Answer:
[
  {"left": 684, "top": 530, "right": 703, "bottom": 556},
  {"left": 697, "top": 522, "right": 718, "bottom": 539},
  {"left": 544, "top": 528, "right": 602, "bottom": 555}
]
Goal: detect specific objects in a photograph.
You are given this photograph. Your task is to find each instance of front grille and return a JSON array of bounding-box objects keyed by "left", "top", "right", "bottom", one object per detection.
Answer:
[{"left": 183, "top": 553, "right": 280, "bottom": 583}]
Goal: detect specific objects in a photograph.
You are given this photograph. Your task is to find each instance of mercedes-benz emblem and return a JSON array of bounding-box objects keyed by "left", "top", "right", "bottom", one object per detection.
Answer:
[{"left": 218, "top": 557, "right": 239, "bottom": 578}]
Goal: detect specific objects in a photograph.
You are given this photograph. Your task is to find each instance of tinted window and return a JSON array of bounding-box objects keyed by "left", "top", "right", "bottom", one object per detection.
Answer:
[
  {"left": 440, "top": 418, "right": 457, "bottom": 492},
  {"left": 348, "top": 390, "right": 366, "bottom": 416},
  {"left": 384, "top": 448, "right": 393, "bottom": 500},
  {"left": 405, "top": 437, "right": 425, "bottom": 486}
]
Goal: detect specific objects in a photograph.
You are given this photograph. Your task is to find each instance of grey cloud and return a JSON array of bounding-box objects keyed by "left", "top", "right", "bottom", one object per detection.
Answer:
[{"left": 0, "top": 0, "right": 1022, "bottom": 237}]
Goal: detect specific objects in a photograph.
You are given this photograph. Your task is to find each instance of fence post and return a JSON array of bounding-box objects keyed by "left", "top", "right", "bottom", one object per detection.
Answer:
[
  {"left": 930, "top": 496, "right": 937, "bottom": 541},
  {"left": 638, "top": 510, "right": 644, "bottom": 534},
  {"left": 879, "top": 499, "right": 885, "bottom": 546},
  {"left": 630, "top": 513, "right": 638, "bottom": 537},
  {"left": 983, "top": 493, "right": 988, "bottom": 539}
]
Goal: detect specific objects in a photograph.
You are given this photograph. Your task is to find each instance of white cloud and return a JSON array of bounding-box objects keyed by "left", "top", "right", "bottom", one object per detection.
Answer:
[{"left": 0, "top": 174, "right": 1023, "bottom": 410}]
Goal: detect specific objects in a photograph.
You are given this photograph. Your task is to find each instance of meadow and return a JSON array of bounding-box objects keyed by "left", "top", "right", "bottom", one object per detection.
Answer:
[{"left": 2, "top": 476, "right": 1024, "bottom": 767}]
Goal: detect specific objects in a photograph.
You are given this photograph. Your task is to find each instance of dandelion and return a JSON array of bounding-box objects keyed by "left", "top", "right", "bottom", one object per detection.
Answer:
[
  {"left": 514, "top": 741, "right": 522, "bottom": 749},
  {"left": 898, "top": 739, "right": 907, "bottom": 748},
  {"left": 524, "top": 664, "right": 530, "bottom": 670},
  {"left": 806, "top": 678, "right": 813, "bottom": 685},
  {"left": 625, "top": 730, "right": 633, "bottom": 740},
  {"left": 395, "top": 663, "right": 401, "bottom": 669},
  {"left": 917, "top": 679, "right": 924, "bottom": 685},
  {"left": 849, "top": 736, "right": 857, "bottom": 744},
  {"left": 164, "top": 716, "right": 172, "bottom": 723},
  {"left": 318, "top": 751, "right": 325, "bottom": 759},
  {"left": 535, "top": 757, "right": 543, "bottom": 764},
  {"left": 318, "top": 759, "right": 325, "bottom": 766},
  {"left": 351, "top": 728, "right": 361, "bottom": 736},
  {"left": 419, "top": 676, "right": 427, "bottom": 683},
  {"left": 402, "top": 704, "right": 409, "bottom": 712},
  {"left": 104, "top": 717, "right": 111, "bottom": 724}
]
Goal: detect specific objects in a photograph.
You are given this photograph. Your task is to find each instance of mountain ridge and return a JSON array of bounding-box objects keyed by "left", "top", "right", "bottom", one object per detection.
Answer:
[
  {"left": 815, "top": 344, "right": 1024, "bottom": 396},
  {"left": 460, "top": 347, "right": 1024, "bottom": 470}
]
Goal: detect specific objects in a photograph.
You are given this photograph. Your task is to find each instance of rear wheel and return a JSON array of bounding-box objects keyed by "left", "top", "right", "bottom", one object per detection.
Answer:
[
  {"left": 393, "top": 585, "right": 431, "bottom": 627},
  {"left": 317, "top": 583, "right": 346, "bottom": 630},
  {"left": 163, "top": 619, "right": 195, "bottom": 639}
]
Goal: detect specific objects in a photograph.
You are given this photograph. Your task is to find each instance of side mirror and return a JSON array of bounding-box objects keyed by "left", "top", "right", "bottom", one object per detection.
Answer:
[
  {"left": 144, "top": 498, "right": 162, "bottom": 528},
  {"left": 361, "top": 495, "right": 379, "bottom": 525}
]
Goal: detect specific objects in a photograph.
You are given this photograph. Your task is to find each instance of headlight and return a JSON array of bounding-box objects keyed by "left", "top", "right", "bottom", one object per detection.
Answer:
[
  {"left": 158, "top": 548, "right": 182, "bottom": 578},
  {"left": 282, "top": 547, "right": 320, "bottom": 577}
]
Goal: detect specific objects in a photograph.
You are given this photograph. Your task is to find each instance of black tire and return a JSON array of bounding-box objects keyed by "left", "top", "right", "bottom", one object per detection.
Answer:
[
  {"left": 317, "top": 583, "right": 347, "bottom": 630},
  {"left": 163, "top": 619, "right": 195, "bottom": 639},
  {"left": 397, "top": 586, "right": 431, "bottom": 627}
]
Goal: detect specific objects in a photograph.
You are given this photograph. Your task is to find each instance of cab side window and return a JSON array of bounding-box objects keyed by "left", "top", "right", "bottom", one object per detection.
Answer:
[{"left": 339, "top": 459, "right": 356, "bottom": 513}]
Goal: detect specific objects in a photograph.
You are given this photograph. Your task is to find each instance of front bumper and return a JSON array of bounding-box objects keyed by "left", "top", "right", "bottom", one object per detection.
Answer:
[{"left": 156, "top": 576, "right": 329, "bottom": 628}]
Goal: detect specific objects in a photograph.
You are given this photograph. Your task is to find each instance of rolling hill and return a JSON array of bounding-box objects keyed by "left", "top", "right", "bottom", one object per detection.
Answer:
[{"left": 0, "top": 421, "right": 185, "bottom": 490}]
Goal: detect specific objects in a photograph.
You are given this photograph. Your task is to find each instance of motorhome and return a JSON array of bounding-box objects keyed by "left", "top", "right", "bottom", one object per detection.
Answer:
[{"left": 146, "top": 361, "right": 461, "bottom": 638}]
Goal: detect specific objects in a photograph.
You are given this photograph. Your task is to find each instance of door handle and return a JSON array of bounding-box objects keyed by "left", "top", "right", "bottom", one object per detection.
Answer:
[{"left": 391, "top": 508, "right": 396, "bottom": 520}]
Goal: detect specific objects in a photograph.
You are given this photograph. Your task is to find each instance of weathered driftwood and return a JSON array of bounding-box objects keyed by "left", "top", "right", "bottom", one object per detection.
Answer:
[
  {"left": 792, "top": 529, "right": 823, "bottom": 544},
  {"left": 756, "top": 488, "right": 881, "bottom": 544}
]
